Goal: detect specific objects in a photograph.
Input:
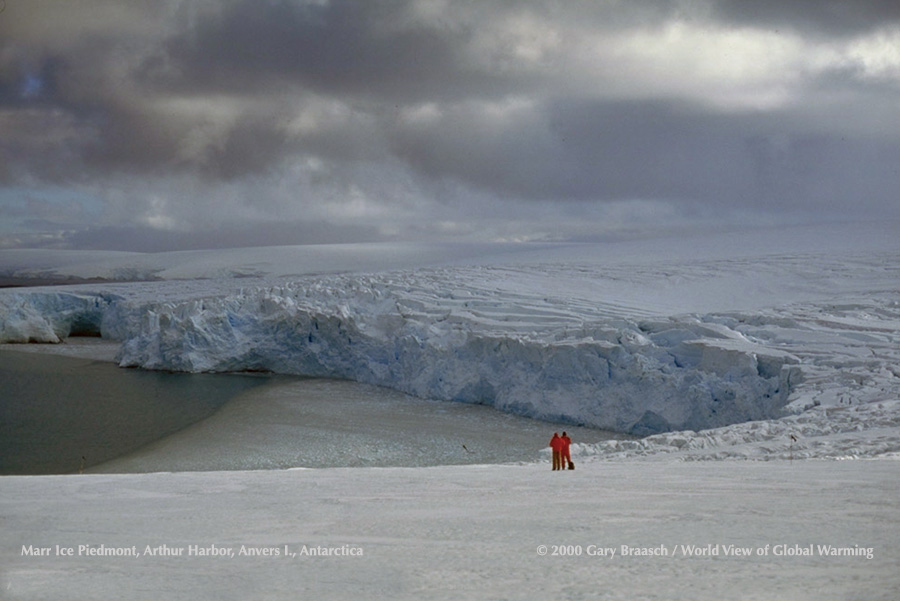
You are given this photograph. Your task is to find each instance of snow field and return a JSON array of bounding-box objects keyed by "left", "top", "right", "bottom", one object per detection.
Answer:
[{"left": 2, "top": 460, "right": 898, "bottom": 600}]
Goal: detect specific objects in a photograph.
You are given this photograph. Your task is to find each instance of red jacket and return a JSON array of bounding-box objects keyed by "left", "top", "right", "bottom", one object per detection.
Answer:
[
  {"left": 550, "top": 435, "right": 563, "bottom": 452},
  {"left": 560, "top": 436, "right": 571, "bottom": 455}
]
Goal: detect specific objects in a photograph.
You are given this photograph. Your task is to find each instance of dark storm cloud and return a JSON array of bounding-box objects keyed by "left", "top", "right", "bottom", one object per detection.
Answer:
[
  {"left": 152, "top": 0, "right": 685, "bottom": 100},
  {"left": 1, "top": 0, "right": 488, "bottom": 185},
  {"left": 1, "top": 0, "right": 898, "bottom": 250},
  {"left": 156, "top": 0, "right": 490, "bottom": 101},
  {"left": 392, "top": 98, "right": 900, "bottom": 211},
  {"left": 0, "top": 52, "right": 62, "bottom": 108},
  {"left": 712, "top": 0, "right": 900, "bottom": 37}
]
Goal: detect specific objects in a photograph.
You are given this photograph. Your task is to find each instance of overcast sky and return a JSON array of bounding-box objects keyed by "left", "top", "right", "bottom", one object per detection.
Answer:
[{"left": 1, "top": 0, "right": 898, "bottom": 251}]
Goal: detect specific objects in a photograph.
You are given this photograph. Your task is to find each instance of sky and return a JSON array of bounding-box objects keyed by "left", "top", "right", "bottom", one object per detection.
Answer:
[{"left": 1, "top": 0, "right": 898, "bottom": 251}]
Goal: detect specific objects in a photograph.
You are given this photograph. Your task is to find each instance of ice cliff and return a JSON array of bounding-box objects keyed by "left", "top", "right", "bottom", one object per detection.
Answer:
[
  {"left": 0, "top": 275, "right": 801, "bottom": 435},
  {"left": 0, "top": 291, "right": 113, "bottom": 343}
]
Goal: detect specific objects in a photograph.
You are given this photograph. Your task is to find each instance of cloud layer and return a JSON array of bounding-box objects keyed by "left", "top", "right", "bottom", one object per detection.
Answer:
[{"left": 1, "top": 0, "right": 899, "bottom": 249}]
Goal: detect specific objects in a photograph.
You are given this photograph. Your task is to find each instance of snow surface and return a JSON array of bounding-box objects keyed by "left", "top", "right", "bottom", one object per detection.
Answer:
[
  {"left": 2, "top": 460, "right": 898, "bottom": 600},
  {"left": 0, "top": 242, "right": 529, "bottom": 283}
]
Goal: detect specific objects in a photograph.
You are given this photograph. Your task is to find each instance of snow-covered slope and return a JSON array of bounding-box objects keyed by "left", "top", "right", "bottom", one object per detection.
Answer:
[{"left": 1, "top": 222, "right": 898, "bottom": 446}]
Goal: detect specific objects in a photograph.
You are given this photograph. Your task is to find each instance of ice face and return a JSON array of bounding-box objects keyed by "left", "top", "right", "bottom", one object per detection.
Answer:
[
  {"left": 0, "top": 278, "right": 798, "bottom": 435},
  {"left": 0, "top": 291, "right": 118, "bottom": 342}
]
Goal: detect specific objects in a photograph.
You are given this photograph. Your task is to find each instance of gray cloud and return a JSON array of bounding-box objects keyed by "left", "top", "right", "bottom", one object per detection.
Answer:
[
  {"left": 157, "top": 1, "right": 483, "bottom": 100},
  {"left": 0, "top": 0, "right": 898, "bottom": 250},
  {"left": 392, "top": 97, "right": 900, "bottom": 213},
  {"left": 711, "top": 0, "right": 900, "bottom": 37}
]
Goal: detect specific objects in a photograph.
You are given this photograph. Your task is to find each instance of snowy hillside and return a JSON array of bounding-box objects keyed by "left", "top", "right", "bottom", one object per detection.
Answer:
[{"left": 1, "top": 222, "right": 899, "bottom": 456}]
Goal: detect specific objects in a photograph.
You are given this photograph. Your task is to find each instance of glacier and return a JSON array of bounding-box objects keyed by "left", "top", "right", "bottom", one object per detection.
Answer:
[
  {"left": 2, "top": 225, "right": 898, "bottom": 440},
  {"left": 109, "top": 279, "right": 799, "bottom": 435},
  {"left": 0, "top": 269, "right": 852, "bottom": 437},
  {"left": 0, "top": 290, "right": 111, "bottom": 343},
  {"left": 0, "top": 282, "right": 798, "bottom": 435}
]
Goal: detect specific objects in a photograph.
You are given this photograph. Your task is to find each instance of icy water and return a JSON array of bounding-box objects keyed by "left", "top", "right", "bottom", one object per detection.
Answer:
[
  {"left": 0, "top": 348, "right": 623, "bottom": 474},
  {"left": 0, "top": 350, "right": 267, "bottom": 475}
]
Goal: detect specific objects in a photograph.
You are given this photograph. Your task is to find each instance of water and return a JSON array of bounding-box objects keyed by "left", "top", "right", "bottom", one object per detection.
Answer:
[
  {"left": 1, "top": 347, "right": 625, "bottom": 475},
  {"left": 0, "top": 349, "right": 267, "bottom": 475}
]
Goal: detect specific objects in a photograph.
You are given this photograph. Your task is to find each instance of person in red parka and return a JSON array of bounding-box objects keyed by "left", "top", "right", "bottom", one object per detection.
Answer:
[
  {"left": 549, "top": 433, "right": 563, "bottom": 470},
  {"left": 560, "top": 431, "right": 572, "bottom": 470}
]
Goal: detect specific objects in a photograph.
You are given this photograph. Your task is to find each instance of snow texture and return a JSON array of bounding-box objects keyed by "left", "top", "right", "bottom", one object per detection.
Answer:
[{"left": 2, "top": 460, "right": 898, "bottom": 601}]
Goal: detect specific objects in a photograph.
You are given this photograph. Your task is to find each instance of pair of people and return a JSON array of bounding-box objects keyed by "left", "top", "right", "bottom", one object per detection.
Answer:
[{"left": 549, "top": 432, "right": 572, "bottom": 470}]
